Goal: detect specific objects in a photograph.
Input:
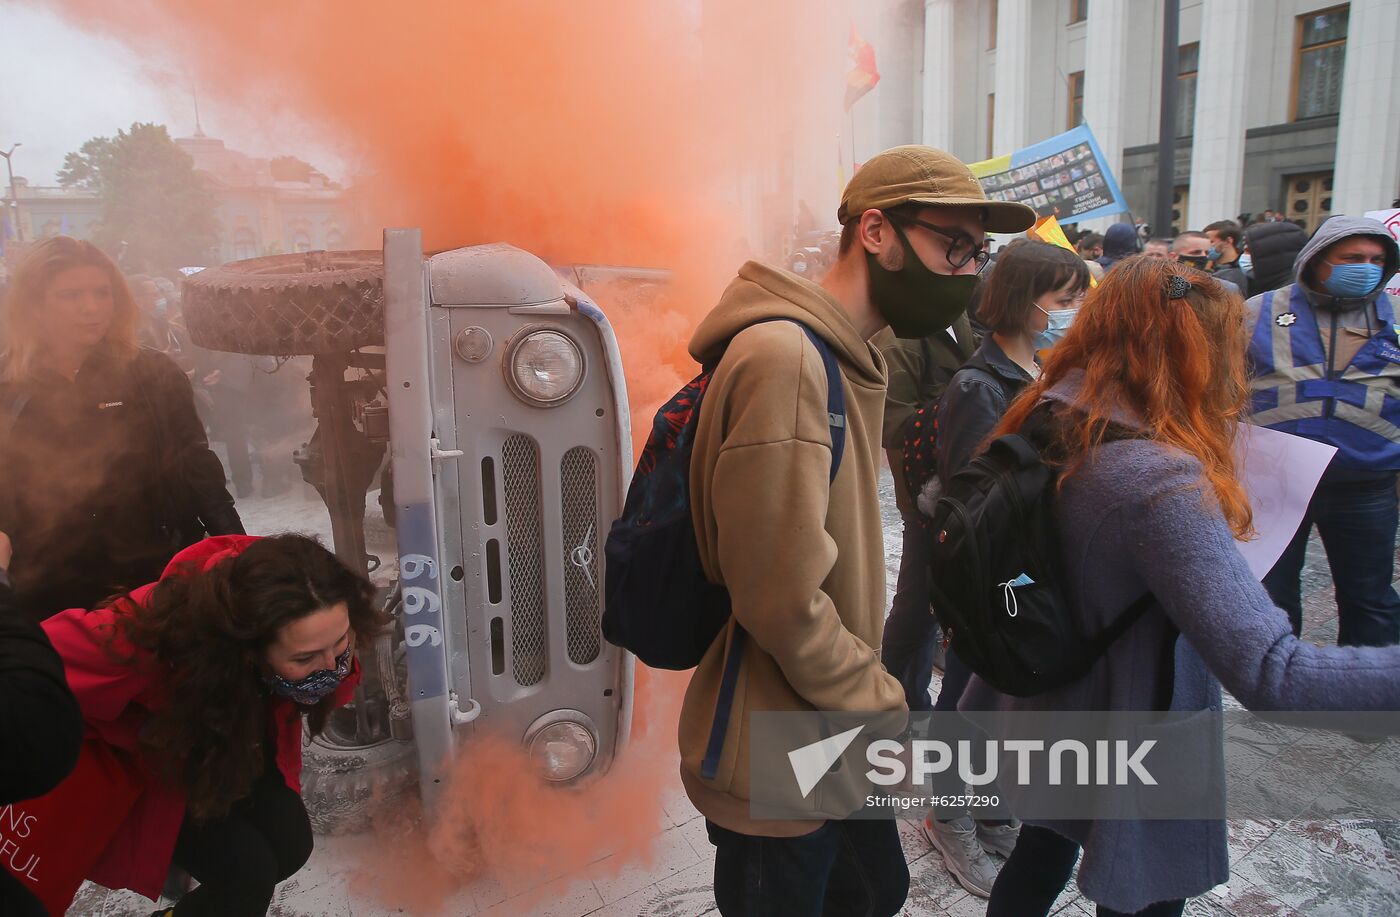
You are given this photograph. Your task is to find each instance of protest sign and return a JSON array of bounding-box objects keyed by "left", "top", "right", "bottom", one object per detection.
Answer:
[
  {"left": 971, "top": 124, "right": 1128, "bottom": 223},
  {"left": 1363, "top": 208, "right": 1400, "bottom": 300}
]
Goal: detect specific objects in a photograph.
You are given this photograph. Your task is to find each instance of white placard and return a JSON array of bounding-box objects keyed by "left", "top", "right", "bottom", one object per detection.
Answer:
[
  {"left": 1234, "top": 424, "right": 1336, "bottom": 580},
  {"left": 1363, "top": 208, "right": 1400, "bottom": 301}
]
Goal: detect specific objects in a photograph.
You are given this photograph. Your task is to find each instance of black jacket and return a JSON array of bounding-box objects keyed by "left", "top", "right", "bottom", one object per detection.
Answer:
[
  {"left": 0, "top": 571, "right": 83, "bottom": 915},
  {"left": 0, "top": 345, "right": 244, "bottom": 617},
  {"left": 1244, "top": 221, "right": 1309, "bottom": 298},
  {"left": 935, "top": 336, "right": 1036, "bottom": 494},
  {"left": 1211, "top": 261, "right": 1248, "bottom": 292}
]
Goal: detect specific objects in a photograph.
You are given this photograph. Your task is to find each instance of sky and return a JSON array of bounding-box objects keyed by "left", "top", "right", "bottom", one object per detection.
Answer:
[{"left": 0, "top": 1, "right": 347, "bottom": 185}]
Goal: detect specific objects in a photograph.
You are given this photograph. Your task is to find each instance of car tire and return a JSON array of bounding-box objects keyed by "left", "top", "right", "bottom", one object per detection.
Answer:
[
  {"left": 300, "top": 733, "right": 418, "bottom": 835},
  {"left": 182, "top": 250, "right": 384, "bottom": 355}
]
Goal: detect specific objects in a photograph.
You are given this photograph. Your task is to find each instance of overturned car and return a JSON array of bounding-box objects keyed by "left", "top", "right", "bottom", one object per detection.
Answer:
[{"left": 182, "top": 230, "right": 636, "bottom": 827}]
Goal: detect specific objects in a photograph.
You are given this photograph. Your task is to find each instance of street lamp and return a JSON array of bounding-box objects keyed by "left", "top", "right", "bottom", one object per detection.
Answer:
[{"left": 1, "top": 142, "right": 23, "bottom": 243}]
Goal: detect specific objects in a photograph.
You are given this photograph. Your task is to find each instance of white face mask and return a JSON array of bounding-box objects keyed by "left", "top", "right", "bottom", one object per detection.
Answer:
[
  {"left": 1033, "top": 305, "right": 1077, "bottom": 350},
  {"left": 1238, "top": 253, "right": 1253, "bottom": 273}
]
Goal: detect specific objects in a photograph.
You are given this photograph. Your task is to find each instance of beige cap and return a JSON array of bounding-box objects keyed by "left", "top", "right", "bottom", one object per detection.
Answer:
[{"left": 838, "top": 144, "right": 1037, "bottom": 234}]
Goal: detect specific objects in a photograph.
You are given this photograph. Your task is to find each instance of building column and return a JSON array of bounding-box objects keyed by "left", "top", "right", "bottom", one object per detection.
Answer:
[
  {"left": 1332, "top": 0, "right": 1400, "bottom": 218},
  {"left": 922, "top": 0, "right": 957, "bottom": 150},
  {"left": 1187, "top": 0, "right": 1252, "bottom": 229},
  {"left": 1080, "top": 0, "right": 1131, "bottom": 231},
  {"left": 992, "top": 0, "right": 1033, "bottom": 155}
]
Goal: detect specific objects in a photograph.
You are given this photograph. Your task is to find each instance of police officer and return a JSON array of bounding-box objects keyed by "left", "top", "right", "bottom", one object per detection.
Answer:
[{"left": 1246, "top": 215, "right": 1400, "bottom": 647}]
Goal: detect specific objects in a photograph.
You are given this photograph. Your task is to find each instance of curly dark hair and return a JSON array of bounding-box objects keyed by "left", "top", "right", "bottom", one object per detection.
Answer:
[{"left": 112, "top": 534, "right": 387, "bottom": 821}]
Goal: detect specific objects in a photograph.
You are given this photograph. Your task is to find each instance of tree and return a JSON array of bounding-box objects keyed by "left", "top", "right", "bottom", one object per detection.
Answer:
[
  {"left": 58, "top": 123, "right": 219, "bottom": 272},
  {"left": 270, "top": 155, "right": 315, "bottom": 183}
]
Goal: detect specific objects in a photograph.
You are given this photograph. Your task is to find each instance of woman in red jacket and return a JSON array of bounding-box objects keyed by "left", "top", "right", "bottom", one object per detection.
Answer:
[{"left": 39, "top": 533, "right": 385, "bottom": 915}]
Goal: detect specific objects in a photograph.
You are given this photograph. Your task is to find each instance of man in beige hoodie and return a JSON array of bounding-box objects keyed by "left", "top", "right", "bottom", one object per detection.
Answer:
[{"left": 682, "top": 146, "right": 1035, "bottom": 915}]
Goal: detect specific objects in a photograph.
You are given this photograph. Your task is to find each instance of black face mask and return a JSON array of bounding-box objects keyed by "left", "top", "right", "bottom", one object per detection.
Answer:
[
  {"left": 1178, "top": 254, "right": 1210, "bottom": 271},
  {"left": 866, "top": 223, "right": 978, "bottom": 339}
]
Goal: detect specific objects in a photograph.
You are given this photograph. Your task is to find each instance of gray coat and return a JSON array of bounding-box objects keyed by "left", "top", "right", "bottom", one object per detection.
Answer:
[{"left": 961, "top": 373, "right": 1400, "bottom": 912}]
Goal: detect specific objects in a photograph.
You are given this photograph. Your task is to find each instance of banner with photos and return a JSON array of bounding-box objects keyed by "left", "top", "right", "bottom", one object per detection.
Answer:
[{"left": 970, "top": 124, "right": 1128, "bottom": 224}]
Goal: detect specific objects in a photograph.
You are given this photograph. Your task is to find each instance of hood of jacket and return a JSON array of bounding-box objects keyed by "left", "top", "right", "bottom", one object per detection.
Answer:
[
  {"left": 1243, "top": 220, "right": 1308, "bottom": 293},
  {"left": 158, "top": 534, "right": 260, "bottom": 580},
  {"left": 689, "top": 261, "right": 883, "bottom": 387},
  {"left": 1293, "top": 215, "right": 1399, "bottom": 311}
]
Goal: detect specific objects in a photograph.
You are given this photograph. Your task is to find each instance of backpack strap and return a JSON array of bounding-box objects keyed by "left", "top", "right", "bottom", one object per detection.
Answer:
[
  {"left": 700, "top": 321, "right": 846, "bottom": 781},
  {"left": 1089, "top": 591, "right": 1157, "bottom": 655}
]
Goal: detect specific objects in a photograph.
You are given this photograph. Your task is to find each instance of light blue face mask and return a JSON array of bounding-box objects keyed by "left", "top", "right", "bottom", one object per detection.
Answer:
[
  {"left": 1238, "top": 253, "right": 1253, "bottom": 273},
  {"left": 1324, "top": 262, "right": 1385, "bottom": 298},
  {"left": 1034, "top": 305, "right": 1076, "bottom": 350},
  {"left": 1206, "top": 246, "right": 1222, "bottom": 262}
]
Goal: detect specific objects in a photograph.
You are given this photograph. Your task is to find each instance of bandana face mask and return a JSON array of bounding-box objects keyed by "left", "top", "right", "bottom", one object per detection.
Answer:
[
  {"left": 866, "top": 222, "right": 979, "bottom": 339},
  {"left": 267, "top": 644, "right": 353, "bottom": 706}
]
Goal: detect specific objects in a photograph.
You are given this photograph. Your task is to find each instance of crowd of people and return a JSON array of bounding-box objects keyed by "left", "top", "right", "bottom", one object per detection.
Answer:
[
  {"left": 1, "top": 140, "right": 1399, "bottom": 917},
  {"left": 675, "top": 143, "right": 1400, "bottom": 917}
]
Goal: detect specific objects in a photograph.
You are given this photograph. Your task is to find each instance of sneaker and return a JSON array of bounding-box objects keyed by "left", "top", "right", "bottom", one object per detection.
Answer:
[
  {"left": 921, "top": 814, "right": 1000, "bottom": 898},
  {"left": 975, "top": 818, "right": 1021, "bottom": 858}
]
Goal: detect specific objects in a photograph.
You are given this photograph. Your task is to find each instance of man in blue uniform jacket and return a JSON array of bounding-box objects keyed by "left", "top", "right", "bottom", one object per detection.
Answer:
[{"left": 1246, "top": 215, "right": 1400, "bottom": 647}]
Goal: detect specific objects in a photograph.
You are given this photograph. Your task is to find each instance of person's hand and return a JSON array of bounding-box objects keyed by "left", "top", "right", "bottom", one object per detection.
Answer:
[{"left": 0, "top": 532, "right": 11, "bottom": 571}]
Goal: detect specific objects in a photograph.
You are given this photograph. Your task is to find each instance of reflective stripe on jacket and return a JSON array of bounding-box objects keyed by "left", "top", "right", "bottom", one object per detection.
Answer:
[{"left": 1247, "top": 283, "right": 1400, "bottom": 470}]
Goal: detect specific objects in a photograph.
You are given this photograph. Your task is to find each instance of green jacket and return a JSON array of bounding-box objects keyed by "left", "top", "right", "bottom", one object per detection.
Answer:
[{"left": 876, "top": 312, "right": 978, "bottom": 514}]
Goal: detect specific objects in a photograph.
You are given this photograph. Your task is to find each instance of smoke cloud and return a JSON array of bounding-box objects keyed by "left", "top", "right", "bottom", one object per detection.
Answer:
[{"left": 39, "top": 0, "right": 853, "bottom": 908}]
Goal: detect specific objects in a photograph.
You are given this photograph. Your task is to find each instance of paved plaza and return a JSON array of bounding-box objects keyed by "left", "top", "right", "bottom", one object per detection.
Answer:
[{"left": 67, "top": 470, "right": 1400, "bottom": 916}]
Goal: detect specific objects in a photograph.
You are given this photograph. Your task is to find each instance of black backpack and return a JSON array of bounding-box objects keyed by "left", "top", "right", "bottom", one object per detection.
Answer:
[
  {"left": 899, "top": 354, "right": 1006, "bottom": 512},
  {"left": 923, "top": 407, "right": 1153, "bottom": 697},
  {"left": 603, "top": 320, "right": 846, "bottom": 670}
]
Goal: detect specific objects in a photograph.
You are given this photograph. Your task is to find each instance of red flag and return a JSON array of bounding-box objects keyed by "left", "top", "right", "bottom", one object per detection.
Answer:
[{"left": 844, "top": 25, "right": 880, "bottom": 110}]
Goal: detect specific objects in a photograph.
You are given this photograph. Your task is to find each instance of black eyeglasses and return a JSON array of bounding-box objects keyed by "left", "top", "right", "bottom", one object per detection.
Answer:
[{"left": 887, "top": 213, "right": 991, "bottom": 274}]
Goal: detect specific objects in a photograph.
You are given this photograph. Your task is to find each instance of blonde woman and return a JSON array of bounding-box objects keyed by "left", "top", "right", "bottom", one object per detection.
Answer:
[{"left": 0, "top": 236, "right": 242, "bottom": 618}]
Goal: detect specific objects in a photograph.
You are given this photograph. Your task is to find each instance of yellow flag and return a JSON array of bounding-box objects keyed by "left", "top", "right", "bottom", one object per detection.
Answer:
[{"left": 1026, "top": 215, "right": 1097, "bottom": 286}]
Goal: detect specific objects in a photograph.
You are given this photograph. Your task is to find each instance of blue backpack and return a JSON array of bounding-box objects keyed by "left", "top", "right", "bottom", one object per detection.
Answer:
[{"left": 603, "top": 320, "right": 846, "bottom": 777}]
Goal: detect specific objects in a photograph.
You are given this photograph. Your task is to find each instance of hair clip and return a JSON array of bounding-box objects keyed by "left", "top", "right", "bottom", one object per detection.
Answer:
[{"left": 1167, "top": 275, "right": 1193, "bottom": 300}]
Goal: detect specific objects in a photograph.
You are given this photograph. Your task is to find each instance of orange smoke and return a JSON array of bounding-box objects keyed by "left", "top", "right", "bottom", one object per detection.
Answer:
[
  {"left": 42, "top": 0, "right": 853, "bottom": 907},
  {"left": 46, "top": 0, "right": 852, "bottom": 444},
  {"left": 345, "top": 667, "right": 689, "bottom": 913}
]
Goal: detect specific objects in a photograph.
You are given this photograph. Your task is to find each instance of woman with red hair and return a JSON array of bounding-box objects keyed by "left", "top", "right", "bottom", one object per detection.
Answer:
[{"left": 961, "top": 256, "right": 1400, "bottom": 916}]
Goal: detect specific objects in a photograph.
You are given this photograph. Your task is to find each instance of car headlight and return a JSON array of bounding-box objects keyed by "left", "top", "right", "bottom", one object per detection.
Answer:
[
  {"left": 505, "top": 328, "right": 585, "bottom": 406},
  {"left": 526, "top": 718, "right": 597, "bottom": 782}
]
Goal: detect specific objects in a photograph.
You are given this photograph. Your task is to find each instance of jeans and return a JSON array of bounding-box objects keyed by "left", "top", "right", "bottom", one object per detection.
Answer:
[
  {"left": 926, "top": 647, "right": 981, "bottom": 812},
  {"left": 170, "top": 765, "right": 314, "bottom": 915},
  {"left": 988, "top": 824, "right": 1185, "bottom": 917},
  {"left": 1262, "top": 471, "right": 1400, "bottom": 647},
  {"left": 881, "top": 512, "right": 941, "bottom": 711},
  {"left": 707, "top": 819, "right": 909, "bottom": 916}
]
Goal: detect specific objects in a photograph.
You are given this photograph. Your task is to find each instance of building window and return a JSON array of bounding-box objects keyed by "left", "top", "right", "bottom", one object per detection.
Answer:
[
  {"left": 1069, "top": 0, "right": 1089, "bottom": 24},
  {"left": 987, "top": 93, "right": 996, "bottom": 158},
  {"left": 1177, "top": 42, "right": 1199, "bottom": 137},
  {"left": 988, "top": 0, "right": 997, "bottom": 50},
  {"left": 1285, "top": 171, "right": 1334, "bottom": 234},
  {"left": 1292, "top": 5, "right": 1348, "bottom": 120},
  {"left": 1068, "top": 71, "right": 1084, "bottom": 129},
  {"left": 325, "top": 228, "right": 344, "bottom": 250},
  {"left": 291, "top": 229, "right": 312, "bottom": 252}
]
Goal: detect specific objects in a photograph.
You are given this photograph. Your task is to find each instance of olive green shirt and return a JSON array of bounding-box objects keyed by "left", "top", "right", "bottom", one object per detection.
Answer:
[{"left": 875, "top": 312, "right": 978, "bottom": 513}]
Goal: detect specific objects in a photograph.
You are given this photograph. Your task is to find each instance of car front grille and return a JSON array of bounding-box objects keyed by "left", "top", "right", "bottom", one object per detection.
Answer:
[
  {"left": 501, "top": 434, "right": 546, "bottom": 686},
  {"left": 560, "top": 447, "right": 601, "bottom": 665}
]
